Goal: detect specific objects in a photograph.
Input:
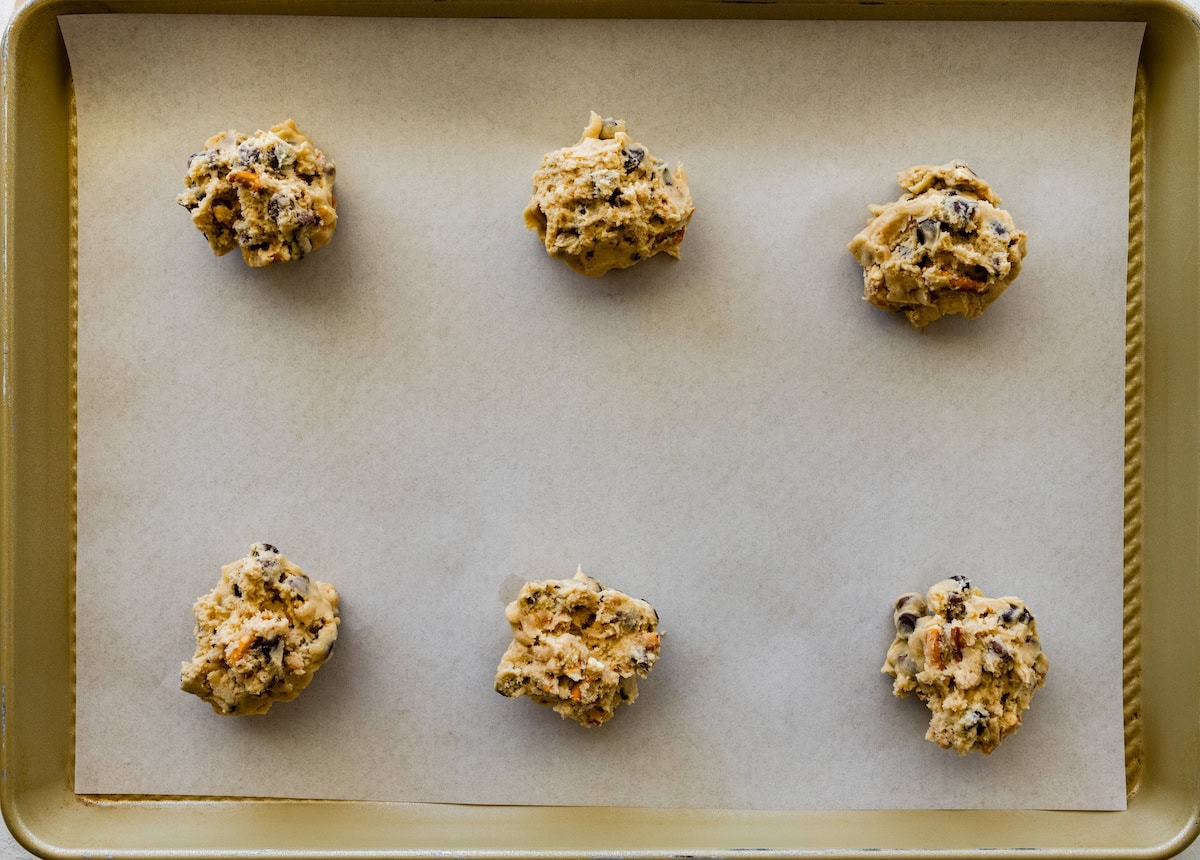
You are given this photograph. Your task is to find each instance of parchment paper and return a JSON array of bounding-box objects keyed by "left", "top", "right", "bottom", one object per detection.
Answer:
[{"left": 65, "top": 15, "right": 1142, "bottom": 810}]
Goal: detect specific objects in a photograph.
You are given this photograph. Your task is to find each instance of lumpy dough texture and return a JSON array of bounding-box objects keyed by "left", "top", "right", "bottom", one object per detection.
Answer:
[
  {"left": 177, "top": 120, "right": 337, "bottom": 267},
  {"left": 495, "top": 567, "right": 661, "bottom": 726},
  {"left": 524, "top": 113, "right": 694, "bottom": 276},
  {"left": 848, "top": 161, "right": 1027, "bottom": 327},
  {"left": 181, "top": 543, "right": 340, "bottom": 715},
  {"left": 882, "top": 576, "right": 1048, "bottom": 754}
]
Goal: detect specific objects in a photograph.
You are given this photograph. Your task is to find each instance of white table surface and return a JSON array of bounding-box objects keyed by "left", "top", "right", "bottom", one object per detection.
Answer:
[{"left": 0, "top": 0, "right": 1195, "bottom": 857}]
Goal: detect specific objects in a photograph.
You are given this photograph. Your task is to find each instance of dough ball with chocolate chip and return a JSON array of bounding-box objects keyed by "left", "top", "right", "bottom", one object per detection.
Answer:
[
  {"left": 882, "top": 576, "right": 1047, "bottom": 754},
  {"left": 177, "top": 120, "right": 337, "bottom": 267},
  {"left": 523, "top": 113, "right": 694, "bottom": 276},
  {"left": 180, "top": 543, "right": 340, "bottom": 715},
  {"left": 848, "top": 161, "right": 1027, "bottom": 327},
  {"left": 495, "top": 566, "right": 661, "bottom": 727}
]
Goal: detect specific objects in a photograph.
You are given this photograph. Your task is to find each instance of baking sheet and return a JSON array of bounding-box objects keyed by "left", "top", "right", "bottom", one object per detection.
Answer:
[{"left": 63, "top": 15, "right": 1141, "bottom": 810}]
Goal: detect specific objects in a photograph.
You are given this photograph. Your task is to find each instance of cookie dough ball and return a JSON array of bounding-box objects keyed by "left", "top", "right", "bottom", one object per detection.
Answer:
[
  {"left": 177, "top": 120, "right": 337, "bottom": 267},
  {"left": 524, "top": 113, "right": 694, "bottom": 276},
  {"left": 882, "top": 576, "right": 1048, "bottom": 754},
  {"left": 848, "top": 161, "right": 1027, "bottom": 327},
  {"left": 495, "top": 567, "right": 661, "bottom": 726},
  {"left": 181, "top": 543, "right": 340, "bottom": 715}
]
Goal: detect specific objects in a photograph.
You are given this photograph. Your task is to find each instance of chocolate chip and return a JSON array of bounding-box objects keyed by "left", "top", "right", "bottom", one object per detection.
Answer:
[
  {"left": 662, "top": 167, "right": 673, "bottom": 186},
  {"left": 915, "top": 219, "right": 940, "bottom": 246},
  {"left": 988, "top": 640, "right": 1011, "bottom": 660},
  {"left": 236, "top": 142, "right": 262, "bottom": 165},
  {"left": 965, "top": 264, "right": 990, "bottom": 282},
  {"left": 232, "top": 584, "right": 242, "bottom": 598},
  {"left": 950, "top": 197, "right": 977, "bottom": 222},
  {"left": 987, "top": 219, "right": 1008, "bottom": 237},
  {"left": 896, "top": 612, "right": 917, "bottom": 634},
  {"left": 622, "top": 146, "right": 645, "bottom": 173},
  {"left": 608, "top": 188, "right": 625, "bottom": 206},
  {"left": 1000, "top": 604, "right": 1030, "bottom": 625},
  {"left": 945, "top": 593, "right": 965, "bottom": 620},
  {"left": 266, "top": 147, "right": 281, "bottom": 171},
  {"left": 949, "top": 575, "right": 969, "bottom": 587}
]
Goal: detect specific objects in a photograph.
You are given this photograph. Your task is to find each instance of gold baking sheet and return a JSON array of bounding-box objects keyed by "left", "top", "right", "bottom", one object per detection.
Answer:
[{"left": 4, "top": 0, "right": 1195, "bottom": 854}]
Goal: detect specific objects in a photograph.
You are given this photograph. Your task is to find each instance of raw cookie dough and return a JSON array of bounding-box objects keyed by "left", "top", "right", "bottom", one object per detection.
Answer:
[
  {"left": 495, "top": 567, "right": 661, "bottom": 726},
  {"left": 177, "top": 120, "right": 337, "bottom": 267},
  {"left": 848, "top": 161, "right": 1027, "bottom": 327},
  {"left": 882, "top": 576, "right": 1048, "bottom": 754},
  {"left": 524, "top": 113, "right": 694, "bottom": 276},
  {"left": 181, "top": 543, "right": 340, "bottom": 715}
]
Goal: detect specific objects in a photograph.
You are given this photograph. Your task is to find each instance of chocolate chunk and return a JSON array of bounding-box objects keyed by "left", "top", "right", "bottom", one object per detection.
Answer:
[
  {"left": 950, "top": 197, "right": 977, "bottom": 223},
  {"left": 915, "top": 219, "right": 940, "bottom": 246},
  {"left": 988, "top": 640, "right": 1012, "bottom": 660},
  {"left": 608, "top": 188, "right": 625, "bottom": 206},
  {"left": 232, "top": 583, "right": 241, "bottom": 598},
  {"left": 945, "top": 593, "right": 965, "bottom": 620},
  {"left": 622, "top": 146, "right": 645, "bottom": 173},
  {"left": 236, "top": 142, "right": 262, "bottom": 165},
  {"left": 896, "top": 612, "right": 918, "bottom": 634},
  {"left": 1000, "top": 604, "right": 1031, "bottom": 625}
]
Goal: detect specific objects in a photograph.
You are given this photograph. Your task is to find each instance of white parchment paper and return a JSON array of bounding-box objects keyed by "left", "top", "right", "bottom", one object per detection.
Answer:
[{"left": 65, "top": 15, "right": 1142, "bottom": 809}]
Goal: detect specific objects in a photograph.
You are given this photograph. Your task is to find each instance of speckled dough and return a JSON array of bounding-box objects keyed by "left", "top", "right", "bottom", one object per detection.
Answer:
[
  {"left": 495, "top": 567, "right": 661, "bottom": 726},
  {"left": 177, "top": 120, "right": 337, "bottom": 267},
  {"left": 849, "top": 161, "right": 1027, "bottom": 327},
  {"left": 181, "top": 543, "right": 340, "bottom": 715},
  {"left": 524, "top": 113, "right": 694, "bottom": 276},
  {"left": 882, "top": 576, "right": 1048, "bottom": 754}
]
